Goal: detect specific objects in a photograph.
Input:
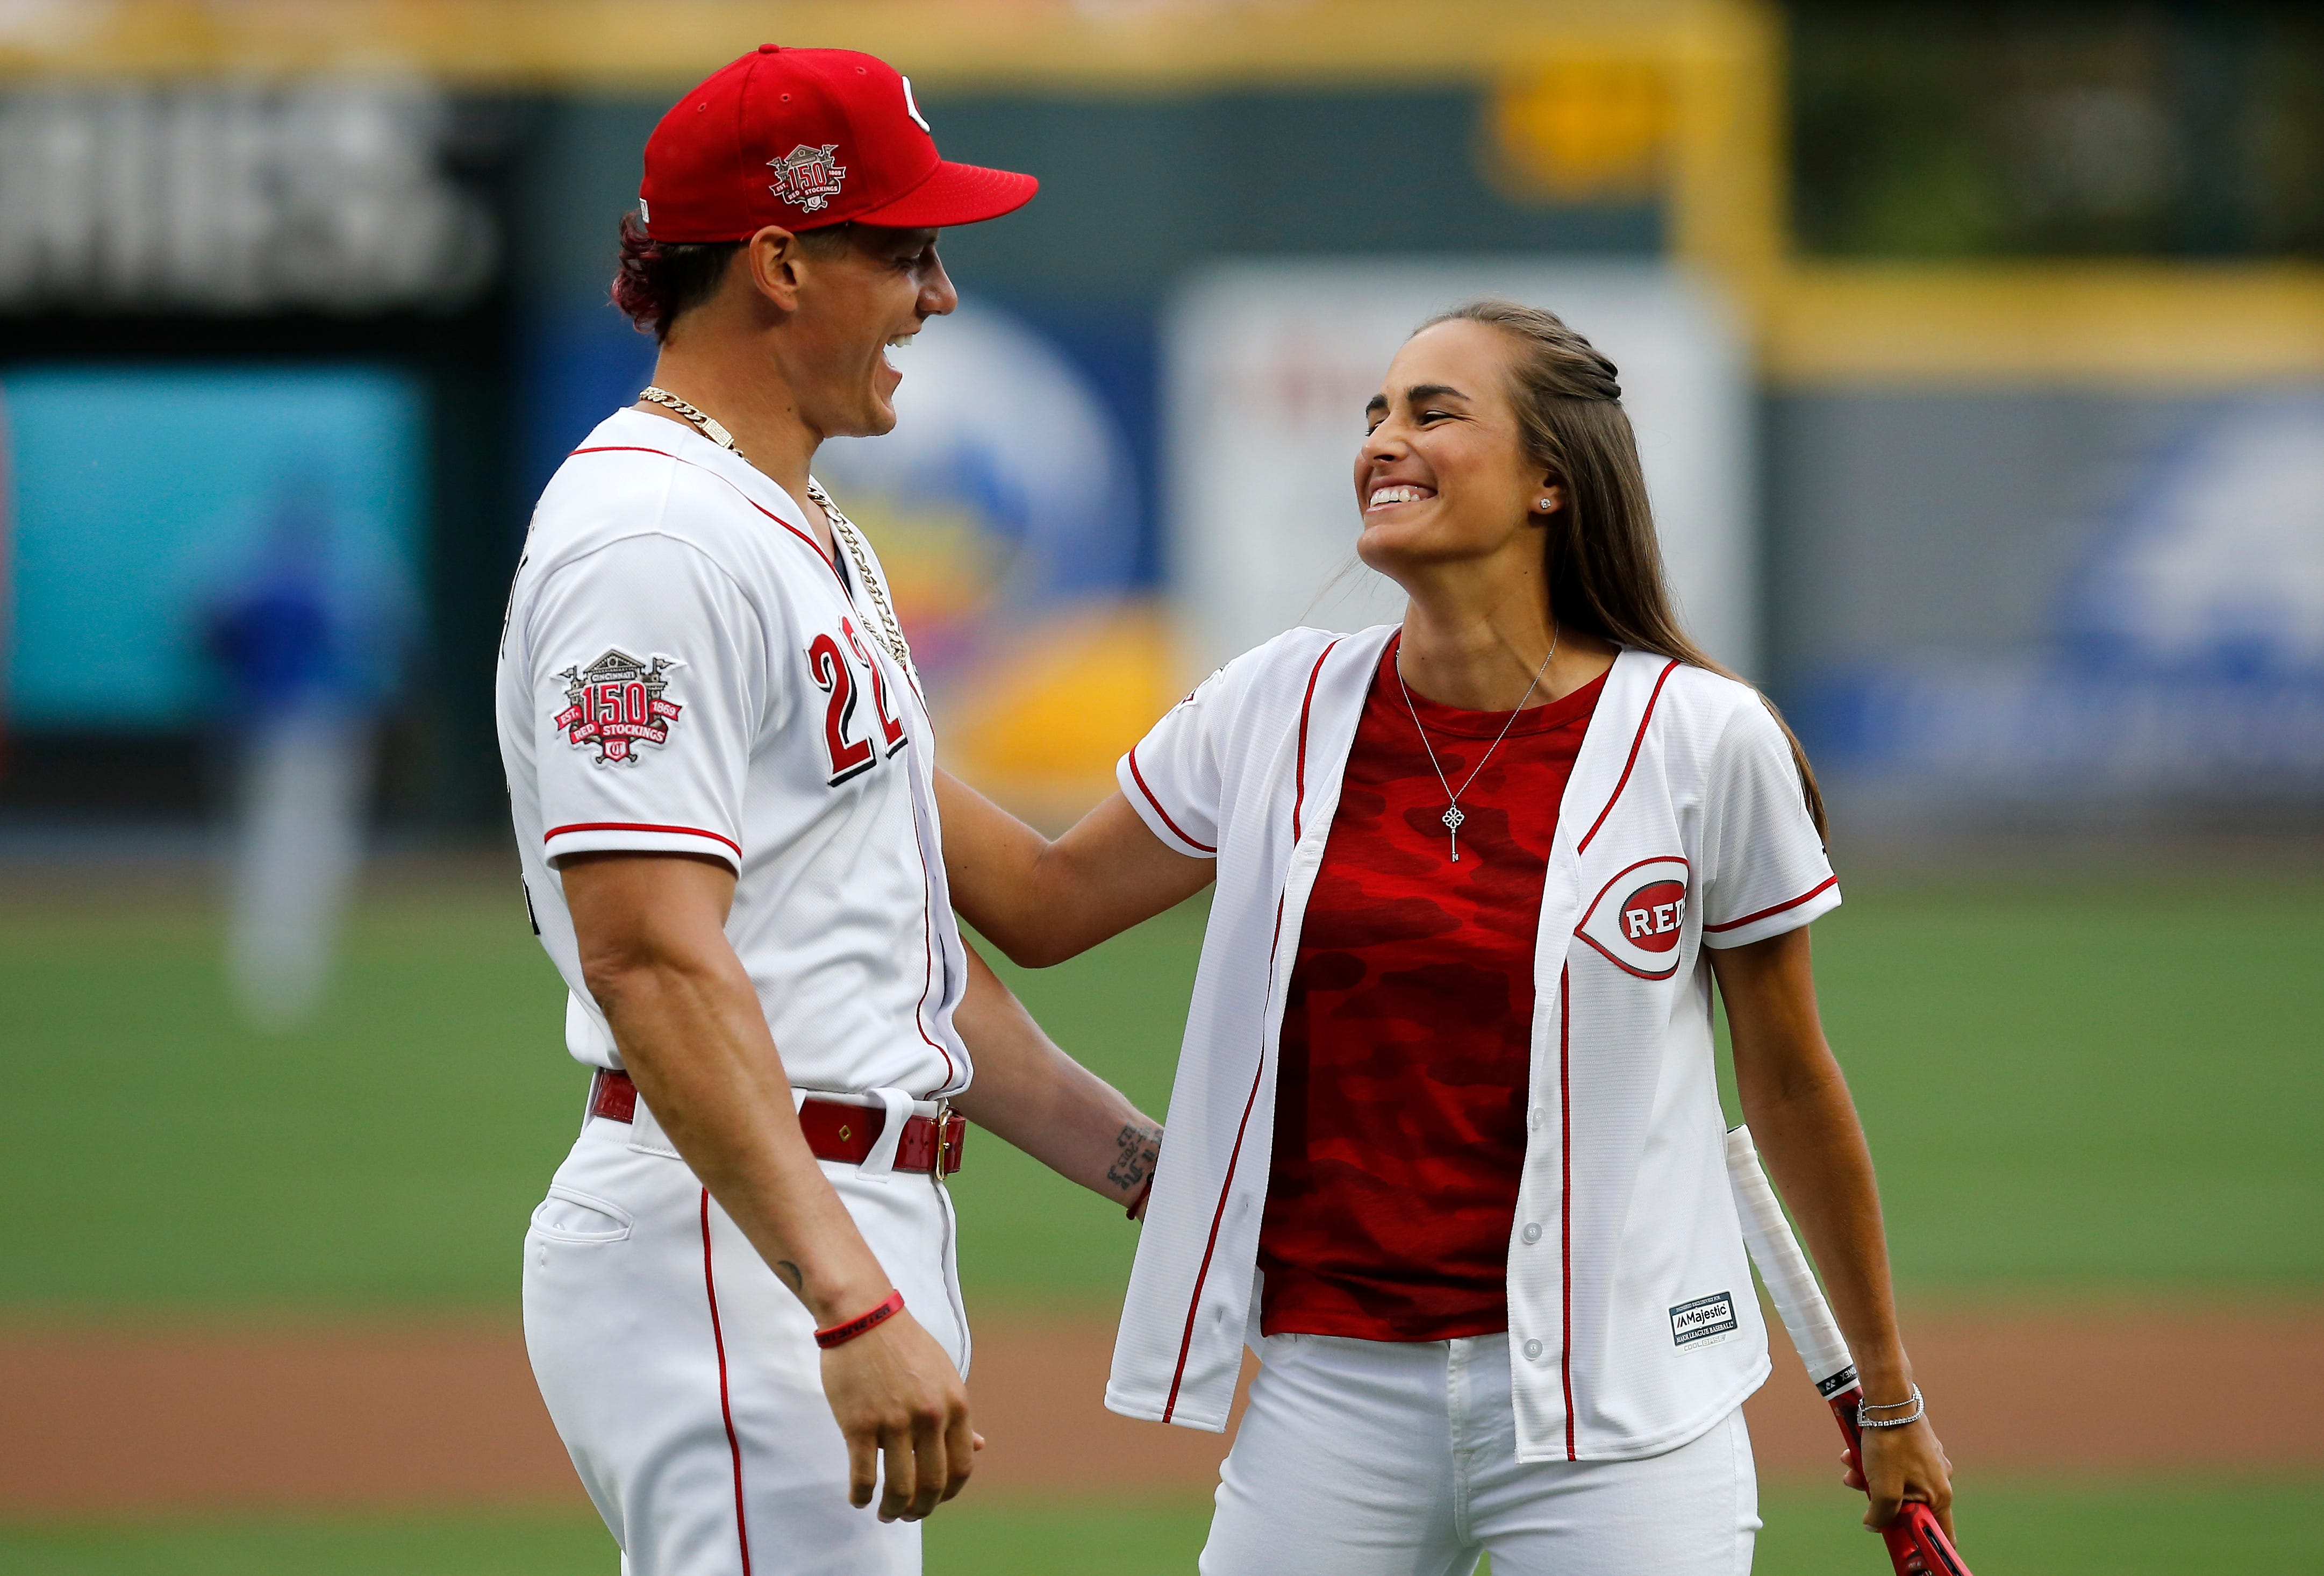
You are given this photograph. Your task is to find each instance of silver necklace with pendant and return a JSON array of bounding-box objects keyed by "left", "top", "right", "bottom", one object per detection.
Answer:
[{"left": 1395, "top": 625, "right": 1558, "bottom": 863}]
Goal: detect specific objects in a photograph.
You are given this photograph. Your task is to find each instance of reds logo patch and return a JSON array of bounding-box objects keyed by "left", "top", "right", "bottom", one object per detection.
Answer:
[
  {"left": 1575, "top": 856, "right": 1692, "bottom": 979},
  {"left": 554, "top": 649, "right": 684, "bottom": 766},
  {"left": 768, "top": 143, "right": 847, "bottom": 213}
]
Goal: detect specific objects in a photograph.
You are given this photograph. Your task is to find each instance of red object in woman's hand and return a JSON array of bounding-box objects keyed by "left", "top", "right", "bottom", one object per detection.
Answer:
[{"left": 1827, "top": 1387, "right": 1971, "bottom": 1576}]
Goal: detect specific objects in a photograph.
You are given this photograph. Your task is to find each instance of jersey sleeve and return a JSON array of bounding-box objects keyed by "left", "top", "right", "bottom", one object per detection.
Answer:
[
  {"left": 526, "top": 534, "right": 767, "bottom": 873},
  {"left": 1115, "top": 666, "right": 1229, "bottom": 857},
  {"left": 1697, "top": 697, "right": 1840, "bottom": 948}
]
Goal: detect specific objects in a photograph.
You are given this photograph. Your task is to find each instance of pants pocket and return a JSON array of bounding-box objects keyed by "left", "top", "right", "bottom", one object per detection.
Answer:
[{"left": 528, "top": 1183, "right": 634, "bottom": 1244}]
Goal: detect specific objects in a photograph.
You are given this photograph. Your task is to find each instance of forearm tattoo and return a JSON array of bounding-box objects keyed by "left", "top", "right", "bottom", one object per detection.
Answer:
[
  {"left": 774, "top": 1260, "right": 804, "bottom": 1294},
  {"left": 1106, "top": 1122, "right": 1162, "bottom": 1194}
]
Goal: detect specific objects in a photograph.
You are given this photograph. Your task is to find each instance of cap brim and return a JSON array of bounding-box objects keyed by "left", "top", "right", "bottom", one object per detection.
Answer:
[{"left": 850, "top": 160, "right": 1038, "bottom": 229}]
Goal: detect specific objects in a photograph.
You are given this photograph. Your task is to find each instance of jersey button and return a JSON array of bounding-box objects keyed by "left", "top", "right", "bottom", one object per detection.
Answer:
[
  {"left": 1521, "top": 1222, "right": 1542, "bottom": 1244},
  {"left": 1522, "top": 1338, "right": 1544, "bottom": 1361}
]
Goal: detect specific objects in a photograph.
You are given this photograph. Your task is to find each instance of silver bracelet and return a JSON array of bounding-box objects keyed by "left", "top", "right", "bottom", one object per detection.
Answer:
[{"left": 1856, "top": 1384, "right": 1925, "bottom": 1429}]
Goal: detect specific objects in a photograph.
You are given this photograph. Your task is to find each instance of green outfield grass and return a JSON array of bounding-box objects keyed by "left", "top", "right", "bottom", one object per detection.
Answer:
[
  {"left": 0, "top": 881, "right": 575, "bottom": 1307},
  {"left": 1784, "top": 874, "right": 2324, "bottom": 1290},
  {"left": 5, "top": 1478, "right": 2320, "bottom": 1574},
  {"left": 1, "top": 868, "right": 2318, "bottom": 1309},
  {"left": 3, "top": 866, "right": 2318, "bottom": 1567},
  {"left": 4, "top": 879, "right": 2324, "bottom": 1311}
]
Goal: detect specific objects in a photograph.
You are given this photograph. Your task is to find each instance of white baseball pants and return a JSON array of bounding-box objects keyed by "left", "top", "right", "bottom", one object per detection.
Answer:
[
  {"left": 1202, "top": 1332, "right": 1760, "bottom": 1576},
  {"left": 523, "top": 1104, "right": 970, "bottom": 1575}
]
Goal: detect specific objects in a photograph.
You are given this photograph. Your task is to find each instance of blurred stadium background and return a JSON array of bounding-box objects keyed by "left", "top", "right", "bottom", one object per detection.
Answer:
[{"left": 2, "top": 2, "right": 2318, "bottom": 1572}]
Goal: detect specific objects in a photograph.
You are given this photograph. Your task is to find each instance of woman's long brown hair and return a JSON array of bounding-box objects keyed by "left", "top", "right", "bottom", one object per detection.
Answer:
[{"left": 1421, "top": 299, "right": 1829, "bottom": 837}]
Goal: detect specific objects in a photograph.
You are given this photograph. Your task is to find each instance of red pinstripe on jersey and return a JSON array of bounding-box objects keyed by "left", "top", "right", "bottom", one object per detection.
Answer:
[
  {"left": 700, "top": 1189, "right": 754, "bottom": 1575},
  {"left": 1559, "top": 962, "right": 1577, "bottom": 1461},
  {"left": 1127, "top": 744, "right": 1217, "bottom": 854},
  {"left": 569, "top": 441, "right": 926, "bottom": 708},
  {"left": 1161, "top": 637, "right": 1340, "bottom": 1423},
  {"left": 545, "top": 821, "right": 741, "bottom": 858},
  {"left": 904, "top": 778, "right": 960, "bottom": 1092},
  {"left": 1575, "top": 659, "right": 1681, "bottom": 854},
  {"left": 1703, "top": 875, "right": 1840, "bottom": 933},
  {"left": 570, "top": 444, "right": 840, "bottom": 580}
]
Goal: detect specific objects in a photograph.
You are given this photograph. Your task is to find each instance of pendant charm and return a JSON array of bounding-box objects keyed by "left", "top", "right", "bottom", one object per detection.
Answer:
[{"left": 1442, "top": 804, "right": 1465, "bottom": 862}]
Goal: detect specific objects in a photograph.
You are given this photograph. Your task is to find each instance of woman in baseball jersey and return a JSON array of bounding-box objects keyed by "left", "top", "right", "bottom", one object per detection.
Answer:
[{"left": 938, "top": 302, "right": 1954, "bottom": 1574}]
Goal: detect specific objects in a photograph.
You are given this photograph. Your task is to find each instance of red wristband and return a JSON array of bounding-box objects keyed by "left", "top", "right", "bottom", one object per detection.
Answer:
[
  {"left": 1126, "top": 1178, "right": 1154, "bottom": 1221},
  {"left": 814, "top": 1289, "right": 905, "bottom": 1350}
]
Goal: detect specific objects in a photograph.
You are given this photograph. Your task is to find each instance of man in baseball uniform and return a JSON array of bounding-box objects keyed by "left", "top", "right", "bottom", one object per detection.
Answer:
[{"left": 497, "top": 47, "right": 1161, "bottom": 1576}]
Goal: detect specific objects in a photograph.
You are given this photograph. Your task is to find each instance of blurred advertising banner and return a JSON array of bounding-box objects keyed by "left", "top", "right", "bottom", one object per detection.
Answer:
[
  {"left": 1, "top": 367, "right": 424, "bottom": 729},
  {"left": 0, "top": 81, "right": 496, "bottom": 312},
  {"left": 1163, "top": 262, "right": 1754, "bottom": 676},
  {"left": 1776, "top": 388, "right": 2324, "bottom": 825}
]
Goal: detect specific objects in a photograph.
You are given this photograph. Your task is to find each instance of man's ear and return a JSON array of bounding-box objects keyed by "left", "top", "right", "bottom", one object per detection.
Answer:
[{"left": 743, "top": 225, "right": 806, "bottom": 313}]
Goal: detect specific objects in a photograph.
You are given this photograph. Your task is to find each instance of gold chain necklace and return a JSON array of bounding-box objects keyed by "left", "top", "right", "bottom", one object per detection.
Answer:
[
  {"left": 636, "top": 386, "right": 917, "bottom": 681},
  {"left": 1395, "top": 625, "right": 1558, "bottom": 863}
]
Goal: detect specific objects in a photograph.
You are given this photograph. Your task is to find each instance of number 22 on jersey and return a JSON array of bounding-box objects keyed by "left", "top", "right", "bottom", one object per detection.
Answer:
[{"left": 806, "top": 616, "right": 907, "bottom": 785}]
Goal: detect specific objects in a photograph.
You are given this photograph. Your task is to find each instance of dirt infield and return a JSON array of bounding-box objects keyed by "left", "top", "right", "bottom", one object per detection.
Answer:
[{"left": 3, "top": 1305, "right": 2316, "bottom": 1513}]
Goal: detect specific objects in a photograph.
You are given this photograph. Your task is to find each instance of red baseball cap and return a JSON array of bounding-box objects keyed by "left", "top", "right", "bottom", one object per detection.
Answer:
[{"left": 638, "top": 46, "right": 1036, "bottom": 241}]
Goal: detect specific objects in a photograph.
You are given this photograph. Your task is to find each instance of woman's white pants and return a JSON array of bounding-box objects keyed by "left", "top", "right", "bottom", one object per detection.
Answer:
[{"left": 1203, "top": 1332, "right": 1760, "bottom": 1576}]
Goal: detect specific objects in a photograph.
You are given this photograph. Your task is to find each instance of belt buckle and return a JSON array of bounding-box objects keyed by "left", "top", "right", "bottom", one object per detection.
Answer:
[{"left": 931, "top": 1097, "right": 956, "bottom": 1176}]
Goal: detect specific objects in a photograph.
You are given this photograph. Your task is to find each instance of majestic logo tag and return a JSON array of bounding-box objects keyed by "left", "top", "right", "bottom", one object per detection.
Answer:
[
  {"left": 768, "top": 143, "right": 847, "bottom": 213},
  {"left": 554, "top": 649, "right": 683, "bottom": 765},
  {"left": 1669, "top": 1291, "right": 1739, "bottom": 1348},
  {"left": 1575, "top": 855, "right": 1691, "bottom": 979}
]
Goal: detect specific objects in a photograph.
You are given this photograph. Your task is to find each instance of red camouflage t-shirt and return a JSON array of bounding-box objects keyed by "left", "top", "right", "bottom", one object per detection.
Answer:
[{"left": 1257, "top": 634, "right": 1605, "bottom": 1342}]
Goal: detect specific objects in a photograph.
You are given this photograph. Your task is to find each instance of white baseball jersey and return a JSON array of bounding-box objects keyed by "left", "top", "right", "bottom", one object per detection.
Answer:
[
  {"left": 495, "top": 407, "right": 971, "bottom": 1100},
  {"left": 1107, "top": 629, "right": 1839, "bottom": 1463}
]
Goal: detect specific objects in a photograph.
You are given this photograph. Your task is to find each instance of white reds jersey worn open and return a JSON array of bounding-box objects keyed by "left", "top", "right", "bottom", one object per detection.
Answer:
[
  {"left": 1107, "top": 629, "right": 1840, "bottom": 1463},
  {"left": 496, "top": 408, "right": 971, "bottom": 1101}
]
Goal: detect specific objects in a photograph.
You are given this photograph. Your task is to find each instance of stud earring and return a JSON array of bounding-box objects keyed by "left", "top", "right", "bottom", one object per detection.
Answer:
[{"left": 1535, "top": 499, "right": 1553, "bottom": 511}]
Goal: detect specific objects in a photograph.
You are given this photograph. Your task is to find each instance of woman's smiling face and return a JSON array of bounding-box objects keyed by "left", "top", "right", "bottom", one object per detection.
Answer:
[{"left": 1352, "top": 317, "right": 1559, "bottom": 588}]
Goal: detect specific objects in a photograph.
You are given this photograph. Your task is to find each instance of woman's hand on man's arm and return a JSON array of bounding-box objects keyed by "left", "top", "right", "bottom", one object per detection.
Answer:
[
  {"left": 936, "top": 771, "right": 1213, "bottom": 967},
  {"left": 947, "top": 938, "right": 1162, "bottom": 1215}
]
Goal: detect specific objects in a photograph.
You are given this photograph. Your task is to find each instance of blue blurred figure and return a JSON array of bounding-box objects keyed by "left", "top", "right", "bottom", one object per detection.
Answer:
[{"left": 208, "top": 474, "right": 403, "bottom": 1031}]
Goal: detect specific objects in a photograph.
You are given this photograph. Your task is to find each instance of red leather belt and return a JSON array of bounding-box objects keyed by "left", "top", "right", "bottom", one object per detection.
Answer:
[{"left": 589, "top": 1069, "right": 964, "bottom": 1176}]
